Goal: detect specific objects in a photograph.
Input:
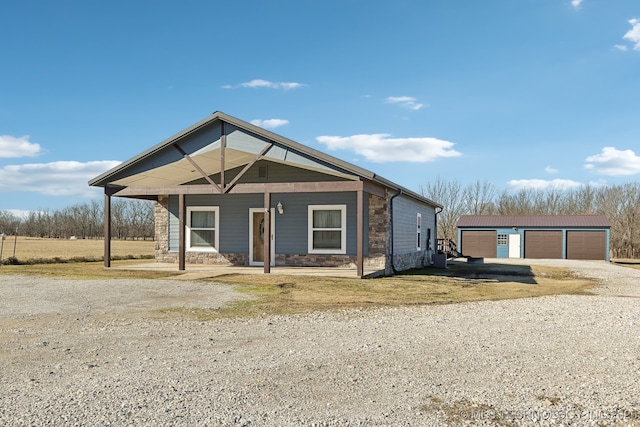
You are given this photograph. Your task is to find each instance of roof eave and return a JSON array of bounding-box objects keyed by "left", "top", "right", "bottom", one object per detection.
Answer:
[{"left": 88, "top": 113, "right": 220, "bottom": 187}]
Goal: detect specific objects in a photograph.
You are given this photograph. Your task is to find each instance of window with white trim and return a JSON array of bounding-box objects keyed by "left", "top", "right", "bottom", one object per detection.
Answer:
[
  {"left": 308, "top": 205, "right": 347, "bottom": 254},
  {"left": 497, "top": 234, "right": 508, "bottom": 246},
  {"left": 417, "top": 213, "right": 422, "bottom": 250},
  {"left": 186, "top": 206, "right": 219, "bottom": 252}
]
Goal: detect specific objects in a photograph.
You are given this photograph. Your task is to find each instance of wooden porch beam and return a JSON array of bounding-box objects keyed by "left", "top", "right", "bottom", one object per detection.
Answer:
[
  {"left": 112, "top": 180, "right": 365, "bottom": 196},
  {"left": 220, "top": 122, "right": 225, "bottom": 194},
  {"left": 104, "top": 191, "right": 111, "bottom": 268},
  {"left": 263, "top": 192, "right": 271, "bottom": 274},
  {"left": 363, "top": 181, "right": 386, "bottom": 198},
  {"left": 357, "top": 188, "right": 364, "bottom": 278},
  {"left": 178, "top": 193, "right": 186, "bottom": 271},
  {"left": 227, "top": 181, "right": 364, "bottom": 194},
  {"left": 224, "top": 142, "right": 273, "bottom": 193},
  {"left": 173, "top": 144, "right": 221, "bottom": 192}
]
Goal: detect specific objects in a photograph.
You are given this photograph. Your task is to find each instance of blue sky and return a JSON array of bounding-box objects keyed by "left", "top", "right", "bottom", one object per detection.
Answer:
[{"left": 1, "top": 0, "right": 639, "bottom": 214}]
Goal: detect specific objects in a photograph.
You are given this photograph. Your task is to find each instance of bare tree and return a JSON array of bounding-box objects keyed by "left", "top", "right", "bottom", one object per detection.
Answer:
[
  {"left": 420, "top": 176, "right": 465, "bottom": 241},
  {"left": 0, "top": 211, "right": 21, "bottom": 235},
  {"left": 463, "top": 179, "right": 497, "bottom": 215},
  {"left": 566, "top": 185, "right": 597, "bottom": 214},
  {"left": 17, "top": 199, "right": 155, "bottom": 240},
  {"left": 601, "top": 183, "right": 640, "bottom": 259},
  {"left": 420, "top": 178, "right": 640, "bottom": 258}
]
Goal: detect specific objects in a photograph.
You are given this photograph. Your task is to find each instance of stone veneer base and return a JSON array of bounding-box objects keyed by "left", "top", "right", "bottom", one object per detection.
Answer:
[{"left": 155, "top": 252, "right": 387, "bottom": 269}]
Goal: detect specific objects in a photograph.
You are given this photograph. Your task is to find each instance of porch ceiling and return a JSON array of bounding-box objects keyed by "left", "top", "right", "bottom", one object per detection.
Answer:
[{"left": 110, "top": 146, "right": 357, "bottom": 187}]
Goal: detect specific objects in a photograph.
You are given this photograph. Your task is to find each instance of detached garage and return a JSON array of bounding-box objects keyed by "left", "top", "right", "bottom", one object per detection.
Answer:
[{"left": 457, "top": 215, "right": 611, "bottom": 261}]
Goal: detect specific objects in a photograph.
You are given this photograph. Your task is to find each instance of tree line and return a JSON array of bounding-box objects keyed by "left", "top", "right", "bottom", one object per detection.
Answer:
[
  {"left": 0, "top": 199, "right": 155, "bottom": 240},
  {"left": 3, "top": 179, "right": 640, "bottom": 257},
  {"left": 420, "top": 178, "right": 640, "bottom": 259}
]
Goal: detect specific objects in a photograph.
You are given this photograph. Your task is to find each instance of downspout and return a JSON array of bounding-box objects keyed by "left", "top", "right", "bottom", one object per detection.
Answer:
[
  {"left": 435, "top": 206, "right": 443, "bottom": 255},
  {"left": 389, "top": 188, "right": 403, "bottom": 274}
]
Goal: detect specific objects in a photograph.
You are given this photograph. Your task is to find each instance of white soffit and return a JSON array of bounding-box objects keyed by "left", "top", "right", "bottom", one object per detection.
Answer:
[{"left": 111, "top": 139, "right": 357, "bottom": 187}]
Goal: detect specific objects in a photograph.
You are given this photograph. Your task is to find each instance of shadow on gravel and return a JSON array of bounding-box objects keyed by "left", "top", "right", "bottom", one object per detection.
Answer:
[{"left": 402, "top": 260, "right": 538, "bottom": 285}]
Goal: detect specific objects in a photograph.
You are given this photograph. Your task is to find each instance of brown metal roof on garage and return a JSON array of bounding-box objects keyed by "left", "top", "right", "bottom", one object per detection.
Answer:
[{"left": 457, "top": 215, "right": 611, "bottom": 228}]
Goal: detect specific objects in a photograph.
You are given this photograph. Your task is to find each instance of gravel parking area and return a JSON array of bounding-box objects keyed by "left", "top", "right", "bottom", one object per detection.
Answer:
[{"left": 1, "top": 260, "right": 639, "bottom": 426}]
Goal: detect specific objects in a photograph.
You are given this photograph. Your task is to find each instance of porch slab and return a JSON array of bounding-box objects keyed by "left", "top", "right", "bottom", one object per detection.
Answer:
[{"left": 111, "top": 262, "right": 382, "bottom": 279}]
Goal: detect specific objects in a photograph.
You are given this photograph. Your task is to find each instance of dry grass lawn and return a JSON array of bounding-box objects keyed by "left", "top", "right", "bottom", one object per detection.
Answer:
[
  {"left": 0, "top": 260, "right": 179, "bottom": 279},
  {"left": 0, "top": 239, "right": 598, "bottom": 320},
  {"left": 169, "top": 261, "right": 596, "bottom": 320},
  {"left": 612, "top": 259, "right": 640, "bottom": 270},
  {"left": 0, "top": 236, "right": 155, "bottom": 263}
]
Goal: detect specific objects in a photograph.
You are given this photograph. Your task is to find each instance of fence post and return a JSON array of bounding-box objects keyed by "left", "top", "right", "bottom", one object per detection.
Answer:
[
  {"left": 0, "top": 233, "right": 5, "bottom": 266},
  {"left": 13, "top": 227, "right": 18, "bottom": 257}
]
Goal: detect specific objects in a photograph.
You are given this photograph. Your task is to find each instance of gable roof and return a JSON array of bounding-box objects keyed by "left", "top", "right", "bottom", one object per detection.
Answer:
[
  {"left": 457, "top": 215, "right": 611, "bottom": 228},
  {"left": 89, "top": 111, "right": 441, "bottom": 208}
]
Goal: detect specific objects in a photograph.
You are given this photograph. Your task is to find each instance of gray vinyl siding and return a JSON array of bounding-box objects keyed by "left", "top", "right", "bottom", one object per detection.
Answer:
[
  {"left": 168, "top": 194, "right": 262, "bottom": 252},
  {"left": 392, "top": 195, "right": 436, "bottom": 254},
  {"left": 272, "top": 192, "right": 367, "bottom": 256},
  {"left": 168, "top": 192, "right": 368, "bottom": 255}
]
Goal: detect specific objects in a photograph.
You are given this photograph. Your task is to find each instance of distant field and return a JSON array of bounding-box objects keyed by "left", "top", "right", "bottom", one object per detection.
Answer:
[{"left": 0, "top": 236, "right": 155, "bottom": 262}]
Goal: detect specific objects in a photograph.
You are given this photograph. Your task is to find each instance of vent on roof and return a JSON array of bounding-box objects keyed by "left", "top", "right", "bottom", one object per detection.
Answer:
[{"left": 258, "top": 165, "right": 268, "bottom": 180}]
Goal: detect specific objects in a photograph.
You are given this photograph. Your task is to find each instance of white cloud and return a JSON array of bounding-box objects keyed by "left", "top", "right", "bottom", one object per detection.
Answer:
[
  {"left": 0, "top": 160, "right": 121, "bottom": 197},
  {"left": 588, "top": 179, "right": 608, "bottom": 187},
  {"left": 507, "top": 179, "right": 583, "bottom": 191},
  {"left": 385, "top": 96, "right": 424, "bottom": 110},
  {"left": 585, "top": 147, "right": 640, "bottom": 175},
  {"left": 571, "top": 0, "right": 583, "bottom": 8},
  {"left": 0, "top": 135, "right": 42, "bottom": 158},
  {"left": 545, "top": 166, "right": 559, "bottom": 174},
  {"left": 614, "top": 44, "right": 629, "bottom": 51},
  {"left": 623, "top": 18, "right": 640, "bottom": 51},
  {"left": 250, "top": 119, "right": 289, "bottom": 129},
  {"left": 6, "top": 209, "right": 31, "bottom": 219},
  {"left": 223, "top": 79, "right": 305, "bottom": 90},
  {"left": 316, "top": 133, "right": 461, "bottom": 163}
]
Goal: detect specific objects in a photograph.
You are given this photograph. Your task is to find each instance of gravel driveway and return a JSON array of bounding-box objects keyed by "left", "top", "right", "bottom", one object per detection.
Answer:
[{"left": 1, "top": 260, "right": 639, "bottom": 426}]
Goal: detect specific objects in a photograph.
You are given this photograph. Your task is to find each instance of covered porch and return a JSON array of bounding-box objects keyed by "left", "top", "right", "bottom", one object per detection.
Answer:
[{"left": 90, "top": 112, "right": 395, "bottom": 279}]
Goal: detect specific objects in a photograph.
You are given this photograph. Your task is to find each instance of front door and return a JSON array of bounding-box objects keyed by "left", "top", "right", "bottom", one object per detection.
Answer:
[
  {"left": 508, "top": 234, "right": 521, "bottom": 258},
  {"left": 249, "top": 208, "right": 275, "bottom": 266}
]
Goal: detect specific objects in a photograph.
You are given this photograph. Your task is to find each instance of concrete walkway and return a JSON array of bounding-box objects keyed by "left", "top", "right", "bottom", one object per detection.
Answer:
[{"left": 111, "top": 262, "right": 381, "bottom": 280}]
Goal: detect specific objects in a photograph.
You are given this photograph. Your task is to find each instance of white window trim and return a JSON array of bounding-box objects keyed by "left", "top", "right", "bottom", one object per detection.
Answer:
[
  {"left": 417, "top": 213, "right": 422, "bottom": 251},
  {"left": 308, "top": 204, "right": 347, "bottom": 254},
  {"left": 186, "top": 206, "right": 219, "bottom": 252}
]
